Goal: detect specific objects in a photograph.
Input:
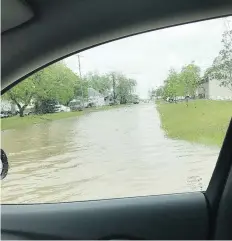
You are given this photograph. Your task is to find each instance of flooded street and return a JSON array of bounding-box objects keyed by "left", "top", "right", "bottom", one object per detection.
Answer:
[{"left": 1, "top": 103, "right": 219, "bottom": 204}]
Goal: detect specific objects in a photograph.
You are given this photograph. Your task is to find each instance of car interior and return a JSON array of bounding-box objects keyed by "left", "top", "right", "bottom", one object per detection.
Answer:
[{"left": 1, "top": 0, "right": 232, "bottom": 239}]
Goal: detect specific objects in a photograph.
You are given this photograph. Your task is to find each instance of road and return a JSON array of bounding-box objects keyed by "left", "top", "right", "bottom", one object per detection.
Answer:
[{"left": 1, "top": 103, "right": 219, "bottom": 204}]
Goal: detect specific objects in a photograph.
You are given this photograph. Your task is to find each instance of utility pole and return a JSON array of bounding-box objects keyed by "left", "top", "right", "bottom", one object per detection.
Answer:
[
  {"left": 77, "top": 54, "right": 84, "bottom": 107},
  {"left": 77, "top": 54, "right": 82, "bottom": 79},
  {"left": 223, "top": 18, "right": 232, "bottom": 42},
  {"left": 224, "top": 18, "right": 231, "bottom": 31},
  {"left": 112, "top": 73, "right": 116, "bottom": 104}
]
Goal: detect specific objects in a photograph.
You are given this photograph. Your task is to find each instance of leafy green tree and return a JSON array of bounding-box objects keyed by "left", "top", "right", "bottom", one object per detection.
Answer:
[
  {"left": 179, "top": 62, "right": 201, "bottom": 97},
  {"left": 206, "top": 30, "right": 232, "bottom": 90},
  {"left": 154, "top": 87, "right": 164, "bottom": 98},
  {"left": 3, "top": 61, "right": 138, "bottom": 117},
  {"left": 161, "top": 63, "right": 200, "bottom": 102},
  {"left": 108, "top": 72, "right": 136, "bottom": 104},
  {"left": 163, "top": 69, "right": 181, "bottom": 100},
  {"left": 117, "top": 77, "right": 136, "bottom": 104},
  {"left": 84, "top": 72, "right": 112, "bottom": 95},
  {"left": 3, "top": 62, "right": 78, "bottom": 116},
  {"left": 3, "top": 77, "right": 36, "bottom": 117},
  {"left": 84, "top": 71, "right": 137, "bottom": 104},
  {"left": 36, "top": 62, "right": 77, "bottom": 104}
]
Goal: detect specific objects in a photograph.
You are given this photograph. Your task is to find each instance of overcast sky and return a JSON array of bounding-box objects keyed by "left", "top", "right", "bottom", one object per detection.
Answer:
[{"left": 65, "top": 16, "right": 231, "bottom": 98}]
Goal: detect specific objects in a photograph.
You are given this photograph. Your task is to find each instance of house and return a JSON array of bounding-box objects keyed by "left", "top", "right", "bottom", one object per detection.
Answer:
[
  {"left": 88, "top": 88, "right": 106, "bottom": 107},
  {"left": 1, "top": 100, "right": 17, "bottom": 113},
  {"left": 197, "top": 78, "right": 232, "bottom": 100},
  {"left": 70, "top": 88, "right": 116, "bottom": 107},
  {"left": 1, "top": 99, "right": 35, "bottom": 115}
]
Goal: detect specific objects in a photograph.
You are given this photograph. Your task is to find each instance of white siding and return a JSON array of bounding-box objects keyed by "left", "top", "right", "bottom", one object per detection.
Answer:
[
  {"left": 208, "top": 79, "right": 232, "bottom": 100},
  {"left": 1, "top": 100, "right": 11, "bottom": 111},
  {"left": 88, "top": 87, "right": 106, "bottom": 107},
  {"left": 1, "top": 100, "right": 17, "bottom": 112}
]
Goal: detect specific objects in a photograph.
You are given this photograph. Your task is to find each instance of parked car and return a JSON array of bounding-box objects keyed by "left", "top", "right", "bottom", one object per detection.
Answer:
[
  {"left": 132, "top": 95, "right": 139, "bottom": 104},
  {"left": 0, "top": 110, "right": 15, "bottom": 118},
  {"left": 63, "top": 106, "right": 71, "bottom": 112},
  {"left": 68, "top": 100, "right": 84, "bottom": 111},
  {"left": 86, "top": 101, "right": 96, "bottom": 108},
  {"left": 54, "top": 104, "right": 70, "bottom": 113},
  {"left": 166, "top": 97, "right": 175, "bottom": 103},
  {"left": 0, "top": 112, "right": 9, "bottom": 118},
  {"left": 24, "top": 106, "right": 35, "bottom": 116}
]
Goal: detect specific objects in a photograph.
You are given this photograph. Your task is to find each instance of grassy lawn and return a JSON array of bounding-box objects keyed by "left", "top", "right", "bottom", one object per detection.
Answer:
[
  {"left": 156, "top": 100, "right": 232, "bottom": 147},
  {"left": 1, "top": 104, "right": 126, "bottom": 131}
]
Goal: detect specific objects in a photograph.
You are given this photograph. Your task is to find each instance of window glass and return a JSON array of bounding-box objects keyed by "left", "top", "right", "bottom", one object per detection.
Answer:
[{"left": 1, "top": 17, "right": 232, "bottom": 204}]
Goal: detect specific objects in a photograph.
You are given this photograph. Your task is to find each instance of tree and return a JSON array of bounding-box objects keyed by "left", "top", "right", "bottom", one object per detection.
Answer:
[
  {"left": 37, "top": 63, "right": 77, "bottom": 103},
  {"left": 179, "top": 62, "right": 201, "bottom": 97},
  {"left": 3, "top": 77, "right": 36, "bottom": 117},
  {"left": 109, "top": 72, "right": 137, "bottom": 104},
  {"left": 161, "top": 63, "right": 201, "bottom": 102},
  {"left": 117, "top": 77, "right": 136, "bottom": 104},
  {"left": 85, "top": 71, "right": 137, "bottom": 104},
  {"left": 3, "top": 61, "right": 138, "bottom": 117},
  {"left": 84, "top": 71, "right": 112, "bottom": 95},
  {"left": 206, "top": 30, "right": 232, "bottom": 90},
  {"left": 149, "top": 87, "right": 164, "bottom": 100},
  {"left": 162, "top": 69, "right": 181, "bottom": 101},
  {"left": 33, "top": 62, "right": 78, "bottom": 113},
  {"left": 155, "top": 87, "right": 164, "bottom": 98},
  {"left": 3, "top": 62, "right": 78, "bottom": 116}
]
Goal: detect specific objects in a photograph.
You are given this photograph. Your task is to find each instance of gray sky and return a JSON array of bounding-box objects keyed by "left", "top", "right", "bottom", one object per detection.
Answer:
[{"left": 65, "top": 17, "right": 231, "bottom": 98}]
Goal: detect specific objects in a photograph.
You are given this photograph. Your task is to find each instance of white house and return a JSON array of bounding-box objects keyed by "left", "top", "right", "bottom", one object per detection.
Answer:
[
  {"left": 1, "top": 100, "right": 17, "bottom": 113},
  {"left": 1, "top": 99, "right": 35, "bottom": 114},
  {"left": 198, "top": 78, "right": 232, "bottom": 100},
  {"left": 88, "top": 88, "right": 106, "bottom": 107}
]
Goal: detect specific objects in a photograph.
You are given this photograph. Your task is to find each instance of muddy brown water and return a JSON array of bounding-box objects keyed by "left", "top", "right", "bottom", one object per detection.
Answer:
[{"left": 1, "top": 103, "right": 219, "bottom": 204}]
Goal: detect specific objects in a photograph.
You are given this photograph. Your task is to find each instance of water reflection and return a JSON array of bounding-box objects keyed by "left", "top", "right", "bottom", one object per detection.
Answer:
[{"left": 1, "top": 104, "right": 219, "bottom": 203}]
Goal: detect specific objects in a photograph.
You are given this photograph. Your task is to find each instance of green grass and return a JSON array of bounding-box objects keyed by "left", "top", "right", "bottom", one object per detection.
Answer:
[
  {"left": 1, "top": 105, "right": 126, "bottom": 131},
  {"left": 156, "top": 100, "right": 232, "bottom": 147}
]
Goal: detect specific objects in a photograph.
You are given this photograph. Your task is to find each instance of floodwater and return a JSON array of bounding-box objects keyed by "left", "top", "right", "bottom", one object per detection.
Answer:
[{"left": 1, "top": 103, "right": 219, "bottom": 204}]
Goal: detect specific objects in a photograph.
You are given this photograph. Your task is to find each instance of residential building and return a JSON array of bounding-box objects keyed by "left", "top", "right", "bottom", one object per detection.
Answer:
[
  {"left": 1, "top": 100, "right": 17, "bottom": 113},
  {"left": 197, "top": 78, "right": 232, "bottom": 100},
  {"left": 88, "top": 88, "right": 106, "bottom": 106},
  {"left": 1, "top": 99, "right": 35, "bottom": 114}
]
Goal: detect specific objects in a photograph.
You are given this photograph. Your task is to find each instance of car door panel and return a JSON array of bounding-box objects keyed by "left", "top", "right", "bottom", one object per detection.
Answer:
[{"left": 2, "top": 192, "right": 208, "bottom": 240}]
